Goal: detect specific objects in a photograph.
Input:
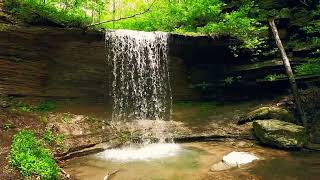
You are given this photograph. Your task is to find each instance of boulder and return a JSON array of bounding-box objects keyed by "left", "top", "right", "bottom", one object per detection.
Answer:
[
  {"left": 222, "top": 151, "right": 259, "bottom": 166},
  {"left": 238, "top": 106, "right": 294, "bottom": 125},
  {"left": 253, "top": 120, "right": 308, "bottom": 149},
  {"left": 210, "top": 151, "right": 259, "bottom": 171}
]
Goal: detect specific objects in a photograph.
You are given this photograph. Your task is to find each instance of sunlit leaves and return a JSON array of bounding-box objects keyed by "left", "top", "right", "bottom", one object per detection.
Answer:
[{"left": 7, "top": 0, "right": 269, "bottom": 49}]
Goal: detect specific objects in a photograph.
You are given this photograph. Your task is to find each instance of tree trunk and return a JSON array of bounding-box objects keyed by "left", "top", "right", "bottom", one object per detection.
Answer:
[
  {"left": 112, "top": 0, "right": 115, "bottom": 28},
  {"left": 268, "top": 17, "right": 306, "bottom": 126}
]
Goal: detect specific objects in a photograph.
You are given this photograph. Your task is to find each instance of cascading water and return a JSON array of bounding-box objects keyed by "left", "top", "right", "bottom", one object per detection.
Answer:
[
  {"left": 99, "top": 30, "right": 180, "bottom": 162},
  {"left": 105, "top": 30, "right": 172, "bottom": 122}
]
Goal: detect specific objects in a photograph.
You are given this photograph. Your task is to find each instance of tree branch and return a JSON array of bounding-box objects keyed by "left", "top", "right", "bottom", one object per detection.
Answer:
[
  {"left": 103, "top": 169, "right": 121, "bottom": 180},
  {"left": 87, "top": 0, "right": 156, "bottom": 27}
]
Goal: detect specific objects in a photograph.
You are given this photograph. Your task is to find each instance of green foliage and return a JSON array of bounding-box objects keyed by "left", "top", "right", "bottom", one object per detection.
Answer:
[
  {"left": 5, "top": 0, "right": 319, "bottom": 53},
  {"left": 9, "top": 130, "right": 60, "bottom": 179},
  {"left": 223, "top": 76, "right": 242, "bottom": 85},
  {"left": 43, "top": 128, "right": 65, "bottom": 150},
  {"left": 16, "top": 100, "right": 57, "bottom": 113},
  {"left": 117, "top": 130, "right": 132, "bottom": 143},
  {"left": 197, "top": 1, "right": 267, "bottom": 49},
  {"left": 301, "top": 5, "right": 320, "bottom": 35},
  {"left": 295, "top": 58, "right": 320, "bottom": 76},
  {"left": 36, "top": 100, "right": 57, "bottom": 112},
  {"left": 16, "top": 102, "right": 33, "bottom": 112},
  {"left": 60, "top": 112, "right": 73, "bottom": 123},
  {"left": 286, "top": 5, "right": 320, "bottom": 53},
  {"left": 224, "top": 76, "right": 234, "bottom": 85},
  {"left": 43, "top": 128, "right": 55, "bottom": 144},
  {"left": 5, "top": 0, "right": 268, "bottom": 50},
  {"left": 264, "top": 73, "right": 287, "bottom": 81},
  {"left": 85, "top": 116, "right": 98, "bottom": 123},
  {"left": 110, "top": 0, "right": 267, "bottom": 50},
  {"left": 39, "top": 114, "right": 49, "bottom": 124},
  {"left": 4, "top": 0, "right": 91, "bottom": 27},
  {"left": 2, "top": 123, "right": 14, "bottom": 131}
]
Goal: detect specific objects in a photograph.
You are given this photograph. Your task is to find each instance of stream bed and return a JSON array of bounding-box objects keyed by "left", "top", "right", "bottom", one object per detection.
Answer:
[{"left": 64, "top": 142, "right": 320, "bottom": 180}]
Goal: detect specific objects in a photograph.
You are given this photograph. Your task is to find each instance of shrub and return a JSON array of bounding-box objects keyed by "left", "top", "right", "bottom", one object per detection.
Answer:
[
  {"left": 9, "top": 130, "right": 60, "bottom": 179},
  {"left": 16, "top": 100, "right": 57, "bottom": 113},
  {"left": 264, "top": 73, "right": 287, "bottom": 81},
  {"left": 4, "top": 0, "right": 90, "bottom": 27},
  {"left": 2, "top": 123, "right": 14, "bottom": 131},
  {"left": 43, "top": 128, "right": 65, "bottom": 151},
  {"left": 295, "top": 58, "right": 320, "bottom": 76},
  {"left": 16, "top": 102, "right": 33, "bottom": 112},
  {"left": 35, "top": 100, "right": 57, "bottom": 112}
]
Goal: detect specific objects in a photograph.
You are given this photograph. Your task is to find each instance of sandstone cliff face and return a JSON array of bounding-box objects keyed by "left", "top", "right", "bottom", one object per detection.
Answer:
[
  {"left": 0, "top": 25, "right": 205, "bottom": 101},
  {"left": 0, "top": 26, "right": 106, "bottom": 100},
  {"left": 1, "top": 24, "right": 318, "bottom": 102}
]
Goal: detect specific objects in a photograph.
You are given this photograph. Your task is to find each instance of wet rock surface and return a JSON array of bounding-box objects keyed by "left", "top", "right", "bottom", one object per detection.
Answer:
[
  {"left": 253, "top": 119, "right": 308, "bottom": 149},
  {"left": 238, "top": 106, "right": 294, "bottom": 125},
  {"left": 211, "top": 151, "right": 259, "bottom": 172}
]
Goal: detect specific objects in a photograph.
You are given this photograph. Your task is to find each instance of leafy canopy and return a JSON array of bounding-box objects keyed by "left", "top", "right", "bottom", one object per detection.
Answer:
[{"left": 5, "top": 0, "right": 267, "bottom": 49}]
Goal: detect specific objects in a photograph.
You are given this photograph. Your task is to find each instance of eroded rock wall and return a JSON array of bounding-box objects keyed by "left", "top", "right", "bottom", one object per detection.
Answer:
[
  {"left": 0, "top": 26, "right": 202, "bottom": 101},
  {"left": 0, "top": 26, "right": 105, "bottom": 101},
  {"left": 1, "top": 25, "right": 318, "bottom": 102}
]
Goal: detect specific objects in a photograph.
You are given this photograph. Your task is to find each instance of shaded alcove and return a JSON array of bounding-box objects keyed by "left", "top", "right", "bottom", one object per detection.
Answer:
[{"left": 0, "top": 26, "right": 318, "bottom": 102}]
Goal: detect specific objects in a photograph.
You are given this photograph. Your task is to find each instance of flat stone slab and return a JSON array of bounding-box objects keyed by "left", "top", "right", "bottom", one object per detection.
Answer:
[
  {"left": 222, "top": 151, "right": 259, "bottom": 166},
  {"left": 210, "top": 151, "right": 259, "bottom": 171}
]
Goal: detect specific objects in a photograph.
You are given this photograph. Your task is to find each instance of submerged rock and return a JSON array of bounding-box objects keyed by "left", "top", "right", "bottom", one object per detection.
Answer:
[
  {"left": 253, "top": 120, "right": 308, "bottom": 149},
  {"left": 210, "top": 151, "right": 259, "bottom": 171},
  {"left": 210, "top": 161, "right": 234, "bottom": 171},
  {"left": 238, "top": 106, "right": 294, "bottom": 125}
]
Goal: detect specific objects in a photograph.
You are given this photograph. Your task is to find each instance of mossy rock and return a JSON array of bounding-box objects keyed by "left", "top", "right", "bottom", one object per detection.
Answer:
[
  {"left": 253, "top": 120, "right": 308, "bottom": 149},
  {"left": 238, "top": 106, "right": 294, "bottom": 125}
]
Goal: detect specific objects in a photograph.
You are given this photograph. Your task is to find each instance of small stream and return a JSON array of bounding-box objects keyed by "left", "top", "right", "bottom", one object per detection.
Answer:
[{"left": 64, "top": 142, "right": 320, "bottom": 180}]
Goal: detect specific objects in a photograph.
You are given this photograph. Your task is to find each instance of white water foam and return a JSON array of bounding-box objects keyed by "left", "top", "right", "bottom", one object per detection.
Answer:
[{"left": 96, "top": 143, "right": 181, "bottom": 162}]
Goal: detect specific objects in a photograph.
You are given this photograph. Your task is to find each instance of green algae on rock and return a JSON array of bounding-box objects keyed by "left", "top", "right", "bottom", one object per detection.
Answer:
[
  {"left": 253, "top": 119, "right": 308, "bottom": 149},
  {"left": 238, "top": 106, "right": 294, "bottom": 125}
]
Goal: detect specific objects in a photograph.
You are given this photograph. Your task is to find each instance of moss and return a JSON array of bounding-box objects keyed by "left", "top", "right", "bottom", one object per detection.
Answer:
[
  {"left": 253, "top": 120, "right": 308, "bottom": 149},
  {"left": 0, "top": 23, "right": 17, "bottom": 31},
  {"left": 239, "top": 106, "right": 294, "bottom": 124}
]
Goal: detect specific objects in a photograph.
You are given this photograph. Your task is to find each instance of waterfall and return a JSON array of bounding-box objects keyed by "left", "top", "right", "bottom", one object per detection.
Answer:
[
  {"left": 96, "top": 30, "right": 178, "bottom": 161},
  {"left": 105, "top": 30, "right": 172, "bottom": 122}
]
